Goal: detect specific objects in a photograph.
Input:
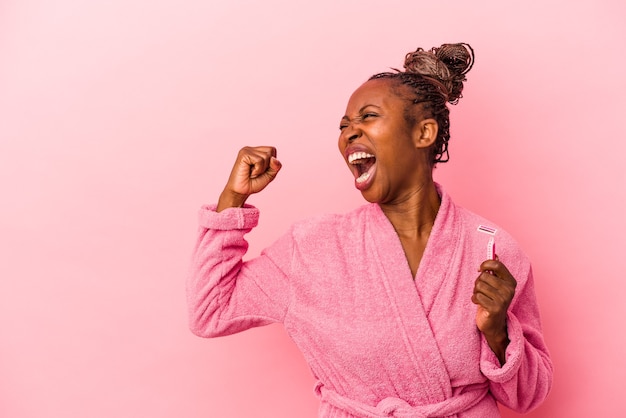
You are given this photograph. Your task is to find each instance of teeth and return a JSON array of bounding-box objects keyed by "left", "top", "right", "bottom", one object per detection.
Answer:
[
  {"left": 348, "top": 152, "right": 375, "bottom": 164},
  {"left": 356, "top": 172, "right": 370, "bottom": 184}
]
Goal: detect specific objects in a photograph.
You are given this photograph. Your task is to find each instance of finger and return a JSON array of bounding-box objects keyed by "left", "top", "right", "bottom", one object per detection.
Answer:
[
  {"left": 472, "top": 282, "right": 509, "bottom": 313},
  {"left": 472, "top": 291, "right": 497, "bottom": 308},
  {"left": 471, "top": 291, "right": 506, "bottom": 319},
  {"left": 251, "top": 148, "right": 279, "bottom": 177},
  {"left": 479, "top": 260, "right": 515, "bottom": 282},
  {"left": 474, "top": 275, "right": 515, "bottom": 311},
  {"left": 478, "top": 259, "right": 499, "bottom": 272},
  {"left": 242, "top": 151, "right": 272, "bottom": 179},
  {"left": 476, "top": 271, "right": 510, "bottom": 290},
  {"left": 477, "top": 271, "right": 516, "bottom": 295},
  {"left": 252, "top": 156, "right": 282, "bottom": 185},
  {"left": 473, "top": 278, "right": 499, "bottom": 305},
  {"left": 253, "top": 154, "right": 281, "bottom": 179},
  {"left": 267, "top": 156, "right": 282, "bottom": 177},
  {"left": 251, "top": 146, "right": 277, "bottom": 159}
]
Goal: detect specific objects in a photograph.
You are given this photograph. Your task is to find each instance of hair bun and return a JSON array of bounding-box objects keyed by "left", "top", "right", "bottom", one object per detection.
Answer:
[{"left": 403, "top": 43, "right": 474, "bottom": 104}]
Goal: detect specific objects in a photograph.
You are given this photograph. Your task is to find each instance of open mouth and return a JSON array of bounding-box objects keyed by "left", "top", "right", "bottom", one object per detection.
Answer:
[{"left": 348, "top": 151, "right": 377, "bottom": 186}]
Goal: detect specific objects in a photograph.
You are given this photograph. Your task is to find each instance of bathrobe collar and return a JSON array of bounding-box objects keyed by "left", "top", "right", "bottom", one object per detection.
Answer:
[{"left": 364, "top": 183, "right": 462, "bottom": 404}]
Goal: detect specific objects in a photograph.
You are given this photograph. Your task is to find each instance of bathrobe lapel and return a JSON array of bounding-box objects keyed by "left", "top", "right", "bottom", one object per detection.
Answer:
[{"left": 365, "top": 190, "right": 461, "bottom": 405}]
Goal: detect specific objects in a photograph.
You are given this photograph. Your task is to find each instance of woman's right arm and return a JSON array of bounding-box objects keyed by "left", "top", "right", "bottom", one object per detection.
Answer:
[{"left": 187, "top": 146, "right": 287, "bottom": 338}]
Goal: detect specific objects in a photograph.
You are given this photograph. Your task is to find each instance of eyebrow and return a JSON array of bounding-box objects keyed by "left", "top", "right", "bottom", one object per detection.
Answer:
[{"left": 341, "top": 104, "right": 382, "bottom": 121}]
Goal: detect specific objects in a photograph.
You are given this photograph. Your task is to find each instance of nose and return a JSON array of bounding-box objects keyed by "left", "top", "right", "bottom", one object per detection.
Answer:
[
  {"left": 347, "top": 131, "right": 359, "bottom": 141},
  {"left": 339, "top": 123, "right": 362, "bottom": 145}
]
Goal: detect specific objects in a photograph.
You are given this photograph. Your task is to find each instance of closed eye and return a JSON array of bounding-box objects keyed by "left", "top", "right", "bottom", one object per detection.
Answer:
[{"left": 339, "top": 112, "right": 378, "bottom": 130}]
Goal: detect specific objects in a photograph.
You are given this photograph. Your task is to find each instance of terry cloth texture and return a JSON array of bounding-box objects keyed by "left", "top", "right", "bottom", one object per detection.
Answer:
[{"left": 187, "top": 185, "right": 553, "bottom": 418}]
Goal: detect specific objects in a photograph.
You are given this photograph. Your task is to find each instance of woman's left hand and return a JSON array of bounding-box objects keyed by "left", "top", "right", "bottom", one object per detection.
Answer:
[{"left": 472, "top": 257, "right": 517, "bottom": 365}]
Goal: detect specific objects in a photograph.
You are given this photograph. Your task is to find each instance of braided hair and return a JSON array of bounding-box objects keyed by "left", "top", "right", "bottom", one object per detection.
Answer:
[{"left": 369, "top": 43, "right": 474, "bottom": 164}]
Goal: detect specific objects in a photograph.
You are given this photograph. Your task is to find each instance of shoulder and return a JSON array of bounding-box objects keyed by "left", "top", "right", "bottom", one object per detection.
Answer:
[
  {"left": 437, "top": 185, "right": 522, "bottom": 255},
  {"left": 451, "top": 198, "right": 532, "bottom": 277},
  {"left": 261, "top": 204, "right": 377, "bottom": 271},
  {"left": 287, "top": 203, "right": 376, "bottom": 240},
  {"left": 261, "top": 204, "right": 377, "bottom": 259}
]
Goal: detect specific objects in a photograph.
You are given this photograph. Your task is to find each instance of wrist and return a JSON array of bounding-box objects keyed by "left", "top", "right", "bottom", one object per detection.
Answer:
[
  {"left": 217, "top": 190, "right": 248, "bottom": 212},
  {"left": 483, "top": 329, "right": 510, "bottom": 366}
]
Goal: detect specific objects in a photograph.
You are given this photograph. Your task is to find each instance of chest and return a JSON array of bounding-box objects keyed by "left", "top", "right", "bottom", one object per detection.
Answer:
[
  {"left": 398, "top": 235, "right": 429, "bottom": 279},
  {"left": 285, "top": 242, "right": 482, "bottom": 379}
]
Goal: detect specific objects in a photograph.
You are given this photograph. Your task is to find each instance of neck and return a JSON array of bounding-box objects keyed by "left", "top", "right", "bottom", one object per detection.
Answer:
[{"left": 379, "top": 180, "right": 441, "bottom": 240}]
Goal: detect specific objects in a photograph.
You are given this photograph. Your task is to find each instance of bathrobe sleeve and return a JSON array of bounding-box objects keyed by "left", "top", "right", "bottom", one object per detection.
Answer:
[
  {"left": 187, "top": 204, "right": 293, "bottom": 338},
  {"left": 479, "top": 264, "right": 553, "bottom": 413}
]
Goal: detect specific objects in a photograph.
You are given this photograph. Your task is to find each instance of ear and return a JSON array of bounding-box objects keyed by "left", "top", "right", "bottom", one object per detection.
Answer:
[{"left": 412, "top": 118, "right": 438, "bottom": 149}]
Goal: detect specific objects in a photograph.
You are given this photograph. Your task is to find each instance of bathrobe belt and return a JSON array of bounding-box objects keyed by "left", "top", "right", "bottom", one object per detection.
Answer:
[{"left": 315, "top": 381, "right": 489, "bottom": 418}]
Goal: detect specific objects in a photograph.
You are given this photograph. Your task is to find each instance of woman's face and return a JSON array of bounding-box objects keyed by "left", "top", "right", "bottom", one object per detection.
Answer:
[{"left": 338, "top": 78, "right": 433, "bottom": 204}]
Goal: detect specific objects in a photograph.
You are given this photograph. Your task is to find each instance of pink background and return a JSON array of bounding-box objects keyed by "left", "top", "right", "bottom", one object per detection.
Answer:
[{"left": 1, "top": 1, "right": 625, "bottom": 417}]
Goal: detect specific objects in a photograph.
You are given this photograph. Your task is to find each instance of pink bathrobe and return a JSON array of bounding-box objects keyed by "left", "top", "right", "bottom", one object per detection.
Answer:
[{"left": 187, "top": 186, "right": 553, "bottom": 417}]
